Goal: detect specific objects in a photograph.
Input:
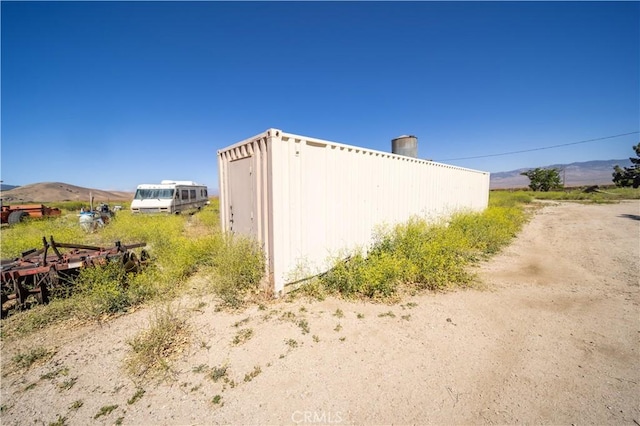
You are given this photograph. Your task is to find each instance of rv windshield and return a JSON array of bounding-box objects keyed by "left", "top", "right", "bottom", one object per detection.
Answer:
[{"left": 134, "top": 189, "right": 175, "bottom": 200}]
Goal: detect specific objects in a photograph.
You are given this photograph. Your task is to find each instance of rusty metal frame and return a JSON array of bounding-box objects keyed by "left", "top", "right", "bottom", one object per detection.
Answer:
[{"left": 1, "top": 237, "right": 147, "bottom": 317}]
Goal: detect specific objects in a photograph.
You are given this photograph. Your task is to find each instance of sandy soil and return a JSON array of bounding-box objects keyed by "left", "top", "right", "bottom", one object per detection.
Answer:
[{"left": 1, "top": 200, "right": 638, "bottom": 425}]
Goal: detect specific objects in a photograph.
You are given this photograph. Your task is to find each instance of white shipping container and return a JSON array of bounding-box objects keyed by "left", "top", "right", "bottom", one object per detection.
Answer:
[{"left": 218, "top": 128, "right": 490, "bottom": 295}]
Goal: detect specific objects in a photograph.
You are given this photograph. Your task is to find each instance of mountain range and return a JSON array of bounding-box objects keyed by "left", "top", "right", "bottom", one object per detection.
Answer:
[{"left": 489, "top": 159, "right": 632, "bottom": 189}]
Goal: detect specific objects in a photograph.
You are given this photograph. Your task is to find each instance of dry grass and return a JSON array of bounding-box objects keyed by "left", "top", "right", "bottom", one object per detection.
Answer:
[
  {"left": 123, "top": 304, "right": 190, "bottom": 382},
  {"left": 12, "top": 346, "right": 56, "bottom": 370},
  {"left": 1, "top": 202, "right": 265, "bottom": 338}
]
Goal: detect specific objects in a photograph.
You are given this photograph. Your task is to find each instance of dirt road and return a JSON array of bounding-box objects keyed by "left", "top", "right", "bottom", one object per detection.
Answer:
[{"left": 1, "top": 200, "right": 639, "bottom": 425}]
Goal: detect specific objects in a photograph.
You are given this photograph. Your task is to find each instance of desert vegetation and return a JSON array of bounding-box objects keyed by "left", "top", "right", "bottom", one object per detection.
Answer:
[
  {"left": 612, "top": 144, "right": 640, "bottom": 188},
  {"left": 299, "top": 192, "right": 529, "bottom": 300},
  {"left": 2, "top": 188, "right": 637, "bottom": 342},
  {"left": 494, "top": 186, "right": 640, "bottom": 203},
  {"left": 1, "top": 199, "right": 265, "bottom": 338},
  {"left": 294, "top": 187, "right": 638, "bottom": 300},
  {"left": 520, "top": 167, "right": 564, "bottom": 191}
]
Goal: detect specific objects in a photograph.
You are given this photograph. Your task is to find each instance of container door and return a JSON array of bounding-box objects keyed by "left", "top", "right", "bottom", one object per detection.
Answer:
[{"left": 227, "top": 157, "right": 255, "bottom": 236}]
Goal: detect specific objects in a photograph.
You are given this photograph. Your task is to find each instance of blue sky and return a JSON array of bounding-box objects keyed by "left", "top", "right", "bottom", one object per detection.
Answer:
[{"left": 2, "top": 1, "right": 638, "bottom": 192}]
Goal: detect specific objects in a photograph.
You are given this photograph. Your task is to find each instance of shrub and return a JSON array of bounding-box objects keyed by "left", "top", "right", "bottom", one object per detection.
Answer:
[
  {"left": 530, "top": 187, "right": 640, "bottom": 202},
  {"left": 0, "top": 215, "right": 86, "bottom": 259},
  {"left": 450, "top": 206, "right": 525, "bottom": 255},
  {"left": 12, "top": 346, "right": 54, "bottom": 369},
  {"left": 124, "top": 304, "right": 190, "bottom": 381},
  {"left": 75, "top": 261, "right": 132, "bottom": 317},
  {"left": 208, "top": 235, "right": 265, "bottom": 307},
  {"left": 1, "top": 204, "right": 265, "bottom": 336},
  {"left": 489, "top": 191, "right": 532, "bottom": 207},
  {"left": 312, "top": 193, "right": 529, "bottom": 299}
]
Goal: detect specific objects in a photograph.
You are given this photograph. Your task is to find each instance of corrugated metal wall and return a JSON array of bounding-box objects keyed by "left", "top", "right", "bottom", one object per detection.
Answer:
[{"left": 218, "top": 128, "right": 490, "bottom": 295}]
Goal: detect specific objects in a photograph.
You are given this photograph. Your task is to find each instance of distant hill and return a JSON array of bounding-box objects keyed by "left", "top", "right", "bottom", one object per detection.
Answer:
[
  {"left": 0, "top": 182, "right": 133, "bottom": 203},
  {"left": 0, "top": 184, "right": 19, "bottom": 191},
  {"left": 490, "top": 159, "right": 632, "bottom": 189}
]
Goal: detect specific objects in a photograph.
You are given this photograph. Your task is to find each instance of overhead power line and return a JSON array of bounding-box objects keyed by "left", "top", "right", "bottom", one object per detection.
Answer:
[{"left": 439, "top": 131, "right": 639, "bottom": 161}]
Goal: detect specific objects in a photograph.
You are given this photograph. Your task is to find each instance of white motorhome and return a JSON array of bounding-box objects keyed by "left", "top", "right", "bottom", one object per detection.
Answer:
[{"left": 131, "top": 180, "right": 209, "bottom": 214}]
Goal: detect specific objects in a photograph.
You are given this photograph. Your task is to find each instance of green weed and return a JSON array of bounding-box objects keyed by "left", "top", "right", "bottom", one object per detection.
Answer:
[
  {"left": 1, "top": 204, "right": 264, "bottom": 338},
  {"left": 243, "top": 365, "right": 262, "bottom": 382},
  {"left": 232, "top": 328, "right": 254, "bottom": 345},
  {"left": 74, "top": 261, "right": 133, "bottom": 317},
  {"left": 94, "top": 405, "right": 118, "bottom": 419},
  {"left": 0, "top": 216, "right": 86, "bottom": 259},
  {"left": 297, "top": 319, "right": 310, "bottom": 335},
  {"left": 192, "top": 364, "right": 208, "bottom": 373},
  {"left": 13, "top": 347, "right": 54, "bottom": 369},
  {"left": 2, "top": 298, "right": 79, "bottom": 339},
  {"left": 48, "top": 414, "right": 67, "bottom": 426},
  {"left": 313, "top": 193, "right": 530, "bottom": 299},
  {"left": 124, "top": 304, "right": 190, "bottom": 380},
  {"left": 57, "top": 377, "right": 77, "bottom": 391},
  {"left": 207, "top": 235, "right": 265, "bottom": 308},
  {"left": 491, "top": 187, "right": 640, "bottom": 204},
  {"left": 233, "top": 317, "right": 250, "bottom": 327},
  {"left": 281, "top": 311, "right": 296, "bottom": 320},
  {"left": 530, "top": 187, "right": 640, "bottom": 202},
  {"left": 40, "top": 367, "right": 69, "bottom": 380},
  {"left": 68, "top": 400, "right": 83, "bottom": 411},
  {"left": 297, "top": 277, "right": 327, "bottom": 300},
  {"left": 285, "top": 338, "right": 298, "bottom": 348},
  {"left": 209, "top": 365, "right": 228, "bottom": 383},
  {"left": 489, "top": 190, "right": 533, "bottom": 207},
  {"left": 127, "top": 388, "right": 145, "bottom": 405}
]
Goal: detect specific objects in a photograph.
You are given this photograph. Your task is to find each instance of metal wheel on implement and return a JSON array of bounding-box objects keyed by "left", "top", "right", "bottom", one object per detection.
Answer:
[{"left": 1, "top": 237, "right": 148, "bottom": 318}]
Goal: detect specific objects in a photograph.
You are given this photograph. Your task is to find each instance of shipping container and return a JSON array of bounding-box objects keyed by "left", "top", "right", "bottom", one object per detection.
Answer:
[{"left": 218, "top": 129, "right": 490, "bottom": 295}]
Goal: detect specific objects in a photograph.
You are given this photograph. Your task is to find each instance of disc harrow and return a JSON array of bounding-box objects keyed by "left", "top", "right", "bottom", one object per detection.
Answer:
[{"left": 1, "top": 237, "right": 148, "bottom": 317}]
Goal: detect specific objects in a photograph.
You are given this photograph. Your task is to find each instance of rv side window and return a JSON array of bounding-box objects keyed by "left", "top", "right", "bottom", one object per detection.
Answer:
[
  {"left": 190, "top": 189, "right": 196, "bottom": 200},
  {"left": 181, "top": 190, "right": 189, "bottom": 200}
]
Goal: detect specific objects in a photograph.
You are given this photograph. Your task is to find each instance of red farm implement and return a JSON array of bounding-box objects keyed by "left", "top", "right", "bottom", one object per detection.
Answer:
[
  {"left": 1, "top": 237, "right": 148, "bottom": 317},
  {"left": 0, "top": 204, "right": 62, "bottom": 225}
]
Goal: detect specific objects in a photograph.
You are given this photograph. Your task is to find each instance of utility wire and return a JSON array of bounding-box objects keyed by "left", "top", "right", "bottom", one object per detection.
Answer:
[{"left": 439, "top": 131, "right": 639, "bottom": 161}]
